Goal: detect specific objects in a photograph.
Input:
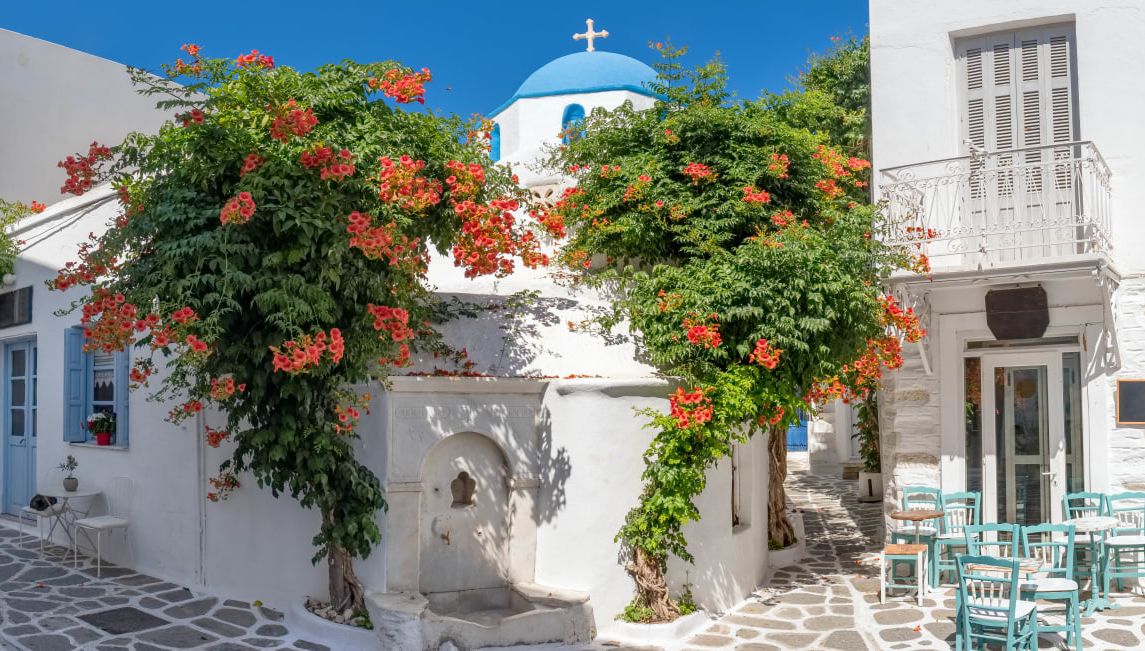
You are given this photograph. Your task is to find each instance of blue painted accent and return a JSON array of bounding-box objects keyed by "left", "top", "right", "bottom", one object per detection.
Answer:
[
  {"left": 786, "top": 413, "right": 808, "bottom": 451},
  {"left": 561, "top": 103, "right": 585, "bottom": 144},
  {"left": 114, "top": 347, "right": 130, "bottom": 446},
  {"left": 63, "top": 328, "right": 85, "bottom": 443},
  {"left": 3, "top": 339, "right": 36, "bottom": 515},
  {"left": 488, "top": 51, "right": 659, "bottom": 117},
  {"left": 489, "top": 123, "right": 501, "bottom": 163}
]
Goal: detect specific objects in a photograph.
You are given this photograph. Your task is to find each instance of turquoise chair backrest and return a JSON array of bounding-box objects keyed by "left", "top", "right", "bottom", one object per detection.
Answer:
[
  {"left": 942, "top": 491, "right": 980, "bottom": 535},
  {"left": 902, "top": 486, "right": 943, "bottom": 512},
  {"left": 1107, "top": 492, "right": 1145, "bottom": 536},
  {"left": 957, "top": 554, "right": 1022, "bottom": 623},
  {"left": 1020, "top": 523, "right": 1076, "bottom": 580},
  {"left": 1063, "top": 491, "right": 1108, "bottom": 520},
  {"left": 965, "top": 523, "right": 1020, "bottom": 557}
]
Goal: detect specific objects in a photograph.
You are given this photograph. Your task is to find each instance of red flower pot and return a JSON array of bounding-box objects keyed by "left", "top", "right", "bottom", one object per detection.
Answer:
[{"left": 95, "top": 432, "right": 113, "bottom": 446}]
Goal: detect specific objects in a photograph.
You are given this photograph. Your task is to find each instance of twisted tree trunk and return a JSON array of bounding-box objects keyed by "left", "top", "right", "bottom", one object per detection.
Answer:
[
  {"left": 324, "top": 509, "right": 365, "bottom": 613},
  {"left": 625, "top": 547, "right": 681, "bottom": 622},
  {"left": 768, "top": 423, "right": 796, "bottom": 548}
]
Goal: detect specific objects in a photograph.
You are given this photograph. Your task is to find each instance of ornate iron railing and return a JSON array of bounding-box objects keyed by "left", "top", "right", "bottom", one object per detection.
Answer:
[{"left": 879, "top": 142, "right": 1111, "bottom": 270}]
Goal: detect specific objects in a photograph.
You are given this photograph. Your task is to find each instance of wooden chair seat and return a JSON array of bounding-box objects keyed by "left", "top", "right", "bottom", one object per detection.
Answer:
[{"left": 884, "top": 543, "right": 928, "bottom": 556}]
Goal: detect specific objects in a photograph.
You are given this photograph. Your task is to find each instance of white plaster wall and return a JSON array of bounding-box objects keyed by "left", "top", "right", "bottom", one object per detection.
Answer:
[
  {"left": 535, "top": 379, "right": 769, "bottom": 636},
  {"left": 869, "top": 0, "right": 1145, "bottom": 274},
  {"left": 0, "top": 29, "right": 167, "bottom": 204}
]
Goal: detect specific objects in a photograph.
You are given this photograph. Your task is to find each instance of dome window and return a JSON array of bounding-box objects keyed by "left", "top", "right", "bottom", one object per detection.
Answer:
[
  {"left": 561, "top": 103, "right": 586, "bottom": 144},
  {"left": 489, "top": 123, "right": 501, "bottom": 163}
]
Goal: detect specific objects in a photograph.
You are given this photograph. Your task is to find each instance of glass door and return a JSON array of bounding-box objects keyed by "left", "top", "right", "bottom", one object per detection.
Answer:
[
  {"left": 3, "top": 341, "right": 36, "bottom": 515},
  {"left": 980, "top": 352, "right": 1066, "bottom": 526}
]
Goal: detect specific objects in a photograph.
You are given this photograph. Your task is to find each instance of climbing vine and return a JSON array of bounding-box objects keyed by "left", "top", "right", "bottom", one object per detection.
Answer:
[
  {"left": 546, "top": 43, "right": 924, "bottom": 621},
  {"left": 46, "top": 46, "right": 552, "bottom": 612}
]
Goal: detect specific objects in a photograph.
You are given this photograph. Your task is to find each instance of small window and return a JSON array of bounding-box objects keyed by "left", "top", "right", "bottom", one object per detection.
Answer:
[
  {"left": 0, "top": 287, "right": 32, "bottom": 329},
  {"left": 561, "top": 104, "right": 586, "bottom": 144},
  {"left": 64, "top": 327, "right": 130, "bottom": 446},
  {"left": 489, "top": 123, "right": 501, "bottom": 163}
]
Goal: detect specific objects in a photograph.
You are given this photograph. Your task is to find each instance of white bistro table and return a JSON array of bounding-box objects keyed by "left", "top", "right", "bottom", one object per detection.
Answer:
[
  {"left": 1065, "top": 515, "right": 1119, "bottom": 615},
  {"left": 34, "top": 486, "right": 101, "bottom": 545}
]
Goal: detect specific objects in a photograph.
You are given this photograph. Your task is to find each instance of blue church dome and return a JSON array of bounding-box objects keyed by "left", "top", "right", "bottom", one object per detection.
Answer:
[{"left": 490, "top": 51, "right": 658, "bottom": 117}]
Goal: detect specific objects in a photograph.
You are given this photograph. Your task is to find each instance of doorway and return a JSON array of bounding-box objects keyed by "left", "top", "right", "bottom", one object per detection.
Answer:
[{"left": 3, "top": 340, "right": 37, "bottom": 515}]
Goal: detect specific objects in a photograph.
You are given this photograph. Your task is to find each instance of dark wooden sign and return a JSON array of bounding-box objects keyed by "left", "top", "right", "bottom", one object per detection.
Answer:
[
  {"left": 985, "top": 286, "right": 1049, "bottom": 340},
  {"left": 1117, "top": 379, "right": 1145, "bottom": 426}
]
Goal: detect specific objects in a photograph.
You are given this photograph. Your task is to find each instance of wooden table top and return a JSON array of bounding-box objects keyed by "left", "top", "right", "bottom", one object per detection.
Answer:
[
  {"left": 890, "top": 509, "right": 944, "bottom": 522},
  {"left": 1064, "top": 516, "right": 1118, "bottom": 533}
]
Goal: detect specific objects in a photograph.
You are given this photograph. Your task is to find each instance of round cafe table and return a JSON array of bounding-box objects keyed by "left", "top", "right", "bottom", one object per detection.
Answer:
[
  {"left": 1065, "top": 515, "right": 1119, "bottom": 615},
  {"left": 890, "top": 509, "right": 944, "bottom": 543},
  {"left": 34, "top": 486, "right": 101, "bottom": 546}
]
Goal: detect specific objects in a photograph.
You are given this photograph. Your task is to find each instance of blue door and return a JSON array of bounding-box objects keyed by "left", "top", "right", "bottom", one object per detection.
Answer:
[
  {"left": 3, "top": 341, "right": 36, "bottom": 515},
  {"left": 786, "top": 411, "right": 808, "bottom": 451}
]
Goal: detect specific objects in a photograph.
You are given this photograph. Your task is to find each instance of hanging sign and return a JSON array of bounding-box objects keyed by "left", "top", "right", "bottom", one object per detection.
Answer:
[{"left": 1117, "top": 379, "right": 1145, "bottom": 426}]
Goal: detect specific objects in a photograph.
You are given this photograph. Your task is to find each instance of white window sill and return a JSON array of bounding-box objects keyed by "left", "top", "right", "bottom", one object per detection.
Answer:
[{"left": 69, "top": 442, "right": 129, "bottom": 451}]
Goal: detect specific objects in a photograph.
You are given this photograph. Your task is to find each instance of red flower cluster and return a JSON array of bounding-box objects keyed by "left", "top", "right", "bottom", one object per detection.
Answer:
[
  {"left": 29, "top": 201, "right": 46, "bottom": 213},
  {"left": 185, "top": 334, "right": 209, "bottom": 353},
  {"left": 812, "top": 145, "right": 871, "bottom": 197},
  {"left": 219, "top": 192, "right": 256, "bottom": 225},
  {"left": 240, "top": 153, "right": 264, "bottom": 176},
  {"left": 759, "top": 405, "right": 787, "bottom": 426},
  {"left": 207, "top": 471, "right": 239, "bottom": 502},
  {"left": 332, "top": 392, "right": 371, "bottom": 434},
  {"left": 444, "top": 159, "right": 486, "bottom": 198},
  {"left": 770, "top": 210, "right": 794, "bottom": 227},
  {"left": 768, "top": 153, "right": 791, "bottom": 179},
  {"left": 530, "top": 207, "right": 566, "bottom": 240},
  {"left": 270, "top": 328, "right": 344, "bottom": 374},
  {"left": 205, "top": 425, "right": 230, "bottom": 448},
  {"left": 269, "top": 100, "right": 318, "bottom": 142},
  {"left": 683, "top": 316, "right": 722, "bottom": 348},
  {"left": 682, "top": 162, "right": 715, "bottom": 184},
  {"left": 880, "top": 295, "right": 925, "bottom": 342},
  {"left": 598, "top": 164, "right": 621, "bottom": 178},
  {"left": 451, "top": 198, "right": 546, "bottom": 278},
  {"left": 815, "top": 178, "right": 844, "bottom": 199},
  {"left": 378, "top": 156, "right": 442, "bottom": 210},
  {"left": 301, "top": 146, "right": 355, "bottom": 181},
  {"left": 749, "top": 338, "right": 782, "bottom": 369},
  {"left": 179, "top": 109, "right": 204, "bottom": 127},
  {"left": 742, "top": 186, "right": 771, "bottom": 204},
  {"left": 346, "top": 211, "right": 424, "bottom": 270},
  {"left": 368, "top": 304, "right": 412, "bottom": 341},
  {"left": 235, "top": 49, "right": 274, "bottom": 69},
  {"left": 369, "top": 67, "right": 432, "bottom": 104},
  {"left": 80, "top": 288, "right": 142, "bottom": 353},
  {"left": 209, "top": 376, "right": 246, "bottom": 401},
  {"left": 173, "top": 43, "right": 204, "bottom": 77},
  {"left": 669, "top": 387, "right": 713, "bottom": 429},
  {"left": 58, "top": 142, "right": 112, "bottom": 196}
]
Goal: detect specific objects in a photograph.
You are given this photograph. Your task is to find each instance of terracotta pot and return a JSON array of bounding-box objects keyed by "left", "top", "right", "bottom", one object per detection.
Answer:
[
  {"left": 63, "top": 477, "right": 78, "bottom": 492},
  {"left": 95, "top": 432, "right": 113, "bottom": 446}
]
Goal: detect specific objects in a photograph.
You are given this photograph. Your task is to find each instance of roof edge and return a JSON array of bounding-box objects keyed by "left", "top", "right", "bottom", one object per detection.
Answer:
[{"left": 488, "top": 84, "right": 661, "bottom": 119}]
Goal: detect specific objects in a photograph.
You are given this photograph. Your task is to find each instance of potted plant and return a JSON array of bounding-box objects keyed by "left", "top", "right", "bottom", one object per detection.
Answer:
[
  {"left": 58, "top": 455, "right": 79, "bottom": 492},
  {"left": 853, "top": 392, "right": 882, "bottom": 502},
  {"left": 87, "top": 412, "right": 116, "bottom": 446}
]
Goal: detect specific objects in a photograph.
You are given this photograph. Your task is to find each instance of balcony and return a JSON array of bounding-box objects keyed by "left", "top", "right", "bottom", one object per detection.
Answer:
[{"left": 880, "top": 142, "right": 1111, "bottom": 272}]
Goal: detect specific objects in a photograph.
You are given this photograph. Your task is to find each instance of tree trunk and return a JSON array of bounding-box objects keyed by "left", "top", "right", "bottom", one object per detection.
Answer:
[
  {"left": 324, "top": 509, "right": 365, "bottom": 613},
  {"left": 768, "top": 423, "right": 796, "bottom": 548},
  {"left": 625, "top": 547, "right": 681, "bottom": 622}
]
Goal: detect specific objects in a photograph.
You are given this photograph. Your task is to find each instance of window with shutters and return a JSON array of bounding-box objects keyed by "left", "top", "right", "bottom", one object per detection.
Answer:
[
  {"left": 63, "top": 327, "right": 130, "bottom": 446},
  {"left": 955, "top": 23, "right": 1080, "bottom": 262}
]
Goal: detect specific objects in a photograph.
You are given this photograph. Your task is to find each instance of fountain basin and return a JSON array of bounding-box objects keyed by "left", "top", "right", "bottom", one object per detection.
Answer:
[{"left": 368, "top": 582, "right": 594, "bottom": 650}]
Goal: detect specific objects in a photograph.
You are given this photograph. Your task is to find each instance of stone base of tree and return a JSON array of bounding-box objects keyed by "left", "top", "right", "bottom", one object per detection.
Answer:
[
  {"left": 290, "top": 599, "right": 380, "bottom": 650},
  {"left": 605, "top": 610, "right": 709, "bottom": 647},
  {"left": 768, "top": 509, "right": 806, "bottom": 569},
  {"left": 856, "top": 471, "right": 883, "bottom": 502}
]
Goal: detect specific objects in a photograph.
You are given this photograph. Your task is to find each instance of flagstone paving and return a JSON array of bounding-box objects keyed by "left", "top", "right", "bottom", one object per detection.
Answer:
[
  {"left": 679, "top": 452, "right": 1145, "bottom": 651},
  {"left": 0, "top": 526, "right": 328, "bottom": 651}
]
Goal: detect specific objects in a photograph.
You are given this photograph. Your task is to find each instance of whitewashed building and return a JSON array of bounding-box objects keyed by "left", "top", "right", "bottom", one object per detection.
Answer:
[
  {"left": 869, "top": 1, "right": 1145, "bottom": 526},
  {"left": 0, "top": 27, "right": 773, "bottom": 645}
]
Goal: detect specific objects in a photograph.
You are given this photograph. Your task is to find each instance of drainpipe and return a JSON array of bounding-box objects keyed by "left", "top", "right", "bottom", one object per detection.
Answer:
[{"left": 195, "top": 410, "right": 207, "bottom": 587}]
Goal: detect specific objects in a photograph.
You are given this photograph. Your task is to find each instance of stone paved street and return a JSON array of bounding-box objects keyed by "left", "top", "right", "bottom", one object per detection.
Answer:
[
  {"left": 0, "top": 524, "right": 329, "bottom": 651},
  {"left": 678, "top": 453, "right": 1145, "bottom": 650}
]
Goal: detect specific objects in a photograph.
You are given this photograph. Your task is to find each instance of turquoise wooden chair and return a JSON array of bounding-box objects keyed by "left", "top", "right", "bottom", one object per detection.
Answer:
[
  {"left": 1021, "top": 523, "right": 1081, "bottom": 650},
  {"left": 1104, "top": 492, "right": 1145, "bottom": 596},
  {"left": 1063, "top": 491, "right": 1109, "bottom": 585},
  {"left": 955, "top": 554, "right": 1039, "bottom": 650},
  {"left": 936, "top": 491, "right": 980, "bottom": 585},
  {"left": 965, "top": 522, "right": 1020, "bottom": 558},
  {"left": 890, "top": 486, "right": 943, "bottom": 585}
]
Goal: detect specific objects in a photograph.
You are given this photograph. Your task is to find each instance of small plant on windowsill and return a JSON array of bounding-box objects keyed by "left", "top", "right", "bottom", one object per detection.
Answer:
[
  {"left": 86, "top": 413, "right": 116, "bottom": 447},
  {"left": 58, "top": 454, "right": 79, "bottom": 492}
]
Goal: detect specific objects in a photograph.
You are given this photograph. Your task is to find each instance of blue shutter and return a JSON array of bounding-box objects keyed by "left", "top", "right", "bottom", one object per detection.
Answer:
[
  {"left": 561, "top": 104, "right": 585, "bottom": 144},
  {"left": 114, "top": 348, "right": 130, "bottom": 446},
  {"left": 63, "top": 328, "right": 86, "bottom": 442},
  {"left": 489, "top": 124, "right": 501, "bottom": 163}
]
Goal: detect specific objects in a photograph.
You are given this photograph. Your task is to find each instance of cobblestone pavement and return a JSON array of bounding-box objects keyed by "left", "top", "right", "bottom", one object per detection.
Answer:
[
  {"left": 679, "top": 453, "right": 1145, "bottom": 650},
  {"left": 0, "top": 524, "right": 329, "bottom": 651}
]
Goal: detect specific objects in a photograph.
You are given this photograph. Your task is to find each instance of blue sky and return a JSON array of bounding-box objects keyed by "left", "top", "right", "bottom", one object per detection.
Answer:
[{"left": 1, "top": 1, "right": 868, "bottom": 117}]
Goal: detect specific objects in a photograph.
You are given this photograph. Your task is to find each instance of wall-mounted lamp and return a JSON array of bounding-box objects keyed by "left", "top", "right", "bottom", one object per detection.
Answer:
[{"left": 2, "top": 273, "right": 16, "bottom": 286}]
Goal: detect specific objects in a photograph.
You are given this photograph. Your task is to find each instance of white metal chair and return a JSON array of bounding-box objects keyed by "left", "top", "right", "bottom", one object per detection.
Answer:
[
  {"left": 72, "top": 476, "right": 134, "bottom": 577},
  {"left": 19, "top": 495, "right": 67, "bottom": 555}
]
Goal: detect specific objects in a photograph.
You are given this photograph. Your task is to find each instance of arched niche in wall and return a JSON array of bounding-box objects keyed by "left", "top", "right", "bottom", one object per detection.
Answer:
[{"left": 560, "top": 103, "right": 586, "bottom": 144}]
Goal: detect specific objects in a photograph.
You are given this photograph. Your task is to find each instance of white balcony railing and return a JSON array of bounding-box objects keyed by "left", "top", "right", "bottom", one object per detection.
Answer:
[{"left": 880, "top": 142, "right": 1111, "bottom": 270}]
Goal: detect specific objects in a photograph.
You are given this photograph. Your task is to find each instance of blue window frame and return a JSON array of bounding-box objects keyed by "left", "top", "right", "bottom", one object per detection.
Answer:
[
  {"left": 561, "top": 104, "right": 586, "bottom": 144},
  {"left": 489, "top": 123, "right": 501, "bottom": 163},
  {"left": 64, "top": 327, "right": 129, "bottom": 446}
]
